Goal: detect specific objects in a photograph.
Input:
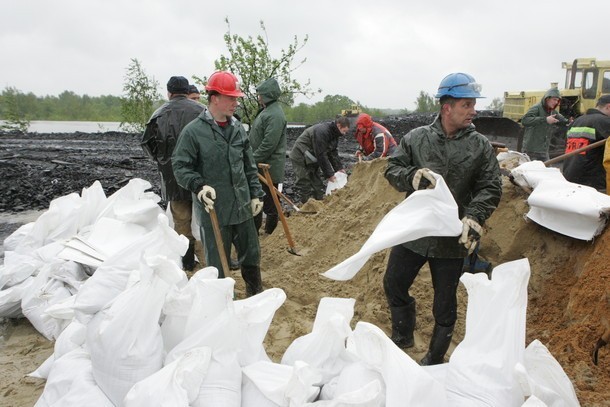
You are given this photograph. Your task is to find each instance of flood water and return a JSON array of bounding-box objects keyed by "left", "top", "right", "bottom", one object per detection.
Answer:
[{"left": 1, "top": 120, "right": 123, "bottom": 133}]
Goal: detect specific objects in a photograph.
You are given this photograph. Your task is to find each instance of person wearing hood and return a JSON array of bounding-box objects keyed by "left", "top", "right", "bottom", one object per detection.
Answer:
[
  {"left": 354, "top": 113, "right": 397, "bottom": 160},
  {"left": 141, "top": 76, "right": 204, "bottom": 272},
  {"left": 249, "top": 77, "right": 287, "bottom": 235},
  {"left": 521, "top": 87, "right": 569, "bottom": 161},
  {"left": 172, "top": 71, "right": 265, "bottom": 297},
  {"left": 383, "top": 73, "right": 502, "bottom": 366}
]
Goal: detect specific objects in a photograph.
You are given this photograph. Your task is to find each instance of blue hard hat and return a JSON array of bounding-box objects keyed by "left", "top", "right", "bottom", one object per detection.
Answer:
[{"left": 435, "top": 72, "right": 484, "bottom": 98}]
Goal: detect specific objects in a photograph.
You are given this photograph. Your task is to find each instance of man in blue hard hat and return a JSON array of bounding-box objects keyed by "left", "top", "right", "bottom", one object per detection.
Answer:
[{"left": 383, "top": 72, "right": 502, "bottom": 365}]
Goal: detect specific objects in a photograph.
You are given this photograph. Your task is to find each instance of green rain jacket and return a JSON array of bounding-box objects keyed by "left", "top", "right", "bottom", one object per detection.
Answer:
[
  {"left": 249, "top": 78, "right": 287, "bottom": 183},
  {"left": 172, "top": 108, "right": 264, "bottom": 226},
  {"left": 385, "top": 115, "right": 502, "bottom": 258},
  {"left": 521, "top": 88, "right": 568, "bottom": 154}
]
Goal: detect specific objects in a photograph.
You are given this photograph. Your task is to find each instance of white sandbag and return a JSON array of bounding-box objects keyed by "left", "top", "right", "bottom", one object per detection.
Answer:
[
  {"left": 526, "top": 179, "right": 610, "bottom": 240},
  {"left": 445, "top": 259, "right": 530, "bottom": 406},
  {"left": 21, "top": 261, "right": 79, "bottom": 340},
  {"left": 87, "top": 255, "right": 183, "bottom": 406},
  {"left": 54, "top": 319, "right": 87, "bottom": 359},
  {"left": 166, "top": 200, "right": 202, "bottom": 241},
  {"left": 123, "top": 347, "right": 212, "bottom": 407},
  {"left": 242, "top": 360, "right": 321, "bottom": 406},
  {"left": 34, "top": 347, "right": 113, "bottom": 407},
  {"left": 348, "top": 321, "right": 447, "bottom": 406},
  {"left": 28, "top": 353, "right": 55, "bottom": 380},
  {"left": 521, "top": 395, "right": 549, "bottom": 406},
  {"left": 73, "top": 214, "right": 187, "bottom": 322},
  {"left": 0, "top": 250, "right": 43, "bottom": 289},
  {"left": 510, "top": 161, "right": 565, "bottom": 190},
  {"left": 3, "top": 221, "right": 34, "bottom": 252},
  {"left": 182, "top": 276, "right": 235, "bottom": 340},
  {"left": 514, "top": 339, "right": 579, "bottom": 406},
  {"left": 326, "top": 171, "right": 348, "bottom": 195},
  {"left": 192, "top": 348, "right": 242, "bottom": 407},
  {"left": 161, "top": 267, "right": 219, "bottom": 353},
  {"left": 76, "top": 180, "right": 108, "bottom": 229},
  {"left": 281, "top": 298, "right": 356, "bottom": 383},
  {"left": 233, "top": 287, "right": 287, "bottom": 366},
  {"left": 317, "top": 361, "right": 385, "bottom": 406},
  {"left": 322, "top": 173, "right": 462, "bottom": 281},
  {"left": 43, "top": 295, "right": 77, "bottom": 322},
  {"left": 0, "top": 276, "right": 34, "bottom": 318}
]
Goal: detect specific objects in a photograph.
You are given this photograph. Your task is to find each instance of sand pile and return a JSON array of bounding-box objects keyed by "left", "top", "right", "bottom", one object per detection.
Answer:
[{"left": 1, "top": 158, "right": 609, "bottom": 405}]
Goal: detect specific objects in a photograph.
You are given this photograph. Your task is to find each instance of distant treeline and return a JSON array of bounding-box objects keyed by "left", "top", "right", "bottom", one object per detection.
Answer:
[{"left": 0, "top": 88, "right": 407, "bottom": 125}]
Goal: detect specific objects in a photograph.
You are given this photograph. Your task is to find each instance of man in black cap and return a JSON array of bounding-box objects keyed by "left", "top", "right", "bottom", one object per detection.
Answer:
[
  {"left": 187, "top": 84, "right": 202, "bottom": 102},
  {"left": 562, "top": 95, "right": 610, "bottom": 192},
  {"left": 141, "top": 76, "right": 204, "bottom": 271}
]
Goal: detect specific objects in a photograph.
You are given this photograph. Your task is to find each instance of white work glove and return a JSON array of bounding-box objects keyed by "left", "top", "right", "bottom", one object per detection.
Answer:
[
  {"left": 251, "top": 198, "right": 263, "bottom": 216},
  {"left": 458, "top": 216, "right": 483, "bottom": 254},
  {"left": 412, "top": 168, "right": 436, "bottom": 190},
  {"left": 197, "top": 185, "right": 216, "bottom": 213}
]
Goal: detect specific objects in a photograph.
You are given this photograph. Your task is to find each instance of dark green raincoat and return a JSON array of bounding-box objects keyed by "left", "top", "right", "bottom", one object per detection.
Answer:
[{"left": 521, "top": 88, "right": 568, "bottom": 155}]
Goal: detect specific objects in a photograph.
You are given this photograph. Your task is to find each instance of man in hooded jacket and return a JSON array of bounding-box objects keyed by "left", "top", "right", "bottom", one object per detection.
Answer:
[
  {"left": 249, "top": 77, "right": 287, "bottom": 235},
  {"left": 141, "top": 76, "right": 204, "bottom": 271},
  {"left": 354, "top": 113, "right": 397, "bottom": 160},
  {"left": 384, "top": 72, "right": 502, "bottom": 366},
  {"left": 172, "top": 71, "right": 265, "bottom": 296},
  {"left": 521, "top": 87, "right": 569, "bottom": 161}
]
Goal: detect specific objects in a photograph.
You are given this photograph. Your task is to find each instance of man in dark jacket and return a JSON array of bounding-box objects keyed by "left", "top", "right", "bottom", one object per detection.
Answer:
[
  {"left": 384, "top": 72, "right": 502, "bottom": 366},
  {"left": 249, "top": 77, "right": 287, "bottom": 235},
  {"left": 172, "top": 70, "right": 265, "bottom": 297},
  {"left": 521, "top": 87, "right": 569, "bottom": 161},
  {"left": 288, "top": 116, "right": 350, "bottom": 204},
  {"left": 562, "top": 95, "right": 610, "bottom": 191},
  {"left": 141, "top": 76, "right": 204, "bottom": 271}
]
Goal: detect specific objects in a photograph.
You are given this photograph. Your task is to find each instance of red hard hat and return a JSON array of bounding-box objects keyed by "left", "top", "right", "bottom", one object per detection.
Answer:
[{"left": 205, "top": 71, "right": 245, "bottom": 97}]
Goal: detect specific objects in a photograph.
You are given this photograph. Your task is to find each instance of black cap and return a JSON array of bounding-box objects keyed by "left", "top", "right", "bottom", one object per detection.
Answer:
[
  {"left": 188, "top": 84, "right": 200, "bottom": 94},
  {"left": 167, "top": 76, "right": 189, "bottom": 94},
  {"left": 597, "top": 94, "right": 610, "bottom": 106}
]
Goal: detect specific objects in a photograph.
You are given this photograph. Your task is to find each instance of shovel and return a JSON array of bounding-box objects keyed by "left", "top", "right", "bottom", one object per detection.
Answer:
[
  {"left": 258, "top": 163, "right": 300, "bottom": 256},
  {"left": 257, "top": 173, "right": 315, "bottom": 214},
  {"left": 208, "top": 206, "right": 231, "bottom": 278},
  {"left": 543, "top": 138, "right": 606, "bottom": 167}
]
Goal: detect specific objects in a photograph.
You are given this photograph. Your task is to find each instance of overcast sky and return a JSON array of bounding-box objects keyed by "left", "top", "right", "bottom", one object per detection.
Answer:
[{"left": 2, "top": 0, "right": 608, "bottom": 110}]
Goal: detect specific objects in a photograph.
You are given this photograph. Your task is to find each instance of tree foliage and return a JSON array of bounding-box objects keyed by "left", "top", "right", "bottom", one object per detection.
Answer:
[
  {"left": 120, "top": 58, "right": 161, "bottom": 133},
  {"left": 486, "top": 97, "right": 504, "bottom": 111},
  {"left": 0, "top": 87, "right": 31, "bottom": 133},
  {"left": 414, "top": 91, "right": 439, "bottom": 113},
  {"left": 194, "top": 18, "right": 321, "bottom": 125}
]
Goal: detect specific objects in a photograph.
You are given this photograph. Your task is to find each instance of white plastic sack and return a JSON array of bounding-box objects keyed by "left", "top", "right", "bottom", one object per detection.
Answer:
[
  {"left": 348, "top": 321, "right": 447, "bottom": 406},
  {"left": 322, "top": 173, "right": 462, "bottom": 281},
  {"left": 87, "top": 255, "right": 183, "bottom": 406},
  {"left": 0, "top": 250, "right": 43, "bottom": 289},
  {"left": 445, "top": 259, "right": 530, "bottom": 406},
  {"left": 514, "top": 339, "right": 579, "bottom": 406},
  {"left": 326, "top": 171, "right": 348, "bottom": 195},
  {"left": 510, "top": 161, "right": 565, "bottom": 190},
  {"left": 123, "top": 347, "right": 212, "bottom": 407},
  {"left": 192, "top": 348, "right": 242, "bottom": 407},
  {"left": 317, "top": 361, "right": 385, "bottom": 406},
  {"left": 0, "top": 276, "right": 34, "bottom": 317}
]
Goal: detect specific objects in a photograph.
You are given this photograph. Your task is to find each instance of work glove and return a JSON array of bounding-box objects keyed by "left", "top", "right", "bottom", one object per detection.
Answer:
[
  {"left": 458, "top": 216, "right": 483, "bottom": 254},
  {"left": 251, "top": 198, "right": 263, "bottom": 216},
  {"left": 197, "top": 185, "right": 216, "bottom": 213},
  {"left": 412, "top": 168, "right": 436, "bottom": 190}
]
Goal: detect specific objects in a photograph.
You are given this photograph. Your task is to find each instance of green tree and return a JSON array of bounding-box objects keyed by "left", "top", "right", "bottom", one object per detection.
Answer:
[
  {"left": 486, "top": 97, "right": 504, "bottom": 111},
  {"left": 120, "top": 58, "right": 161, "bottom": 133},
  {"left": 414, "top": 91, "right": 439, "bottom": 113},
  {"left": 195, "top": 18, "right": 320, "bottom": 125},
  {"left": 0, "top": 87, "right": 30, "bottom": 133}
]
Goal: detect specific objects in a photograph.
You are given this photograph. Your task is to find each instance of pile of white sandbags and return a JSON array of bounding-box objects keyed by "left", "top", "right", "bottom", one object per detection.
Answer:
[{"left": 0, "top": 179, "right": 580, "bottom": 406}]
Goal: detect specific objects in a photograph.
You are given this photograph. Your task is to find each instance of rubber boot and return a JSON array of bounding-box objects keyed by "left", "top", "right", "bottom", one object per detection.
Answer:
[
  {"left": 241, "top": 265, "right": 263, "bottom": 297},
  {"left": 420, "top": 323, "right": 455, "bottom": 366},
  {"left": 390, "top": 300, "right": 416, "bottom": 348},
  {"left": 182, "top": 241, "right": 195, "bottom": 271},
  {"left": 264, "top": 213, "right": 279, "bottom": 235}
]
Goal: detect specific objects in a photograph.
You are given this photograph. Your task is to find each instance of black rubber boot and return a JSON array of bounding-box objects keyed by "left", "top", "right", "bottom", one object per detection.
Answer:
[
  {"left": 229, "top": 258, "right": 241, "bottom": 270},
  {"left": 182, "top": 241, "right": 195, "bottom": 271},
  {"left": 241, "top": 265, "right": 263, "bottom": 297},
  {"left": 264, "top": 213, "right": 279, "bottom": 235},
  {"left": 390, "top": 300, "right": 416, "bottom": 348},
  {"left": 420, "top": 323, "right": 455, "bottom": 366}
]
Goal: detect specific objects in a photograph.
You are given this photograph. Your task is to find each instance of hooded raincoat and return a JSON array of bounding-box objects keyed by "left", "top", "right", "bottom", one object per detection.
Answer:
[
  {"left": 385, "top": 115, "right": 502, "bottom": 258},
  {"left": 521, "top": 88, "right": 568, "bottom": 158}
]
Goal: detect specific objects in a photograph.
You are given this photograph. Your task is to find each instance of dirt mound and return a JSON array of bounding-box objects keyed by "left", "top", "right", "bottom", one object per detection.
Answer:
[{"left": 257, "top": 159, "right": 610, "bottom": 404}]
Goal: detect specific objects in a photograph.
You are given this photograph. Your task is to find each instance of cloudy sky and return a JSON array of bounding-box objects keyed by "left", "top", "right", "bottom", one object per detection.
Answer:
[{"left": 1, "top": 0, "right": 608, "bottom": 110}]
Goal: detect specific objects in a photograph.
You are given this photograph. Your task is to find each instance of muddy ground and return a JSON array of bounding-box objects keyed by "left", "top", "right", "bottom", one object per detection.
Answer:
[{"left": 1, "top": 116, "right": 608, "bottom": 406}]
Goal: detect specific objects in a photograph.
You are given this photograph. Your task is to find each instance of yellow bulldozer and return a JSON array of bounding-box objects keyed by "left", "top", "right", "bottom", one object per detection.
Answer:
[{"left": 473, "top": 58, "right": 610, "bottom": 155}]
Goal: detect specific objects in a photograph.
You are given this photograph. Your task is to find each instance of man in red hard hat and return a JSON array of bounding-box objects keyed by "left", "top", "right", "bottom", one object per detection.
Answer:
[
  {"left": 354, "top": 113, "right": 397, "bottom": 160},
  {"left": 172, "top": 71, "right": 265, "bottom": 297}
]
